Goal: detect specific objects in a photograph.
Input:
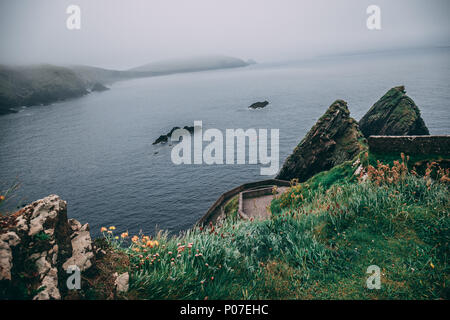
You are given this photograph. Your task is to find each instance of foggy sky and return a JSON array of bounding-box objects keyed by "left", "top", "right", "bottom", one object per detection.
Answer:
[{"left": 0, "top": 0, "right": 449, "bottom": 69}]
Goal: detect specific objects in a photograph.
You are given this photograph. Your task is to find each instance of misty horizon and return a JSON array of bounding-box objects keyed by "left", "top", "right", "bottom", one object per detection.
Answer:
[{"left": 1, "top": 0, "right": 449, "bottom": 69}]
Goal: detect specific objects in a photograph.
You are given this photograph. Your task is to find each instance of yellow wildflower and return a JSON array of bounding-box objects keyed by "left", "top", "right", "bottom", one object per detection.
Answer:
[
  {"left": 109, "top": 226, "right": 116, "bottom": 230},
  {"left": 146, "top": 240, "right": 159, "bottom": 248}
]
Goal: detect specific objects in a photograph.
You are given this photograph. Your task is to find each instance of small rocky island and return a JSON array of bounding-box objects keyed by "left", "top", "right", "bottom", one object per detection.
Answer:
[
  {"left": 248, "top": 101, "right": 269, "bottom": 109},
  {"left": 152, "top": 126, "right": 195, "bottom": 145}
]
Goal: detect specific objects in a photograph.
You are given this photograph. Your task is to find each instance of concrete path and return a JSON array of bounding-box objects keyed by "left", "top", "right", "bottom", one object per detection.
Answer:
[{"left": 242, "top": 187, "right": 289, "bottom": 220}]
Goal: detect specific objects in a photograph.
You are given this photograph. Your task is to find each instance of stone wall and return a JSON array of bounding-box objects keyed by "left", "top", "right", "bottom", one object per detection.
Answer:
[{"left": 368, "top": 135, "right": 450, "bottom": 155}]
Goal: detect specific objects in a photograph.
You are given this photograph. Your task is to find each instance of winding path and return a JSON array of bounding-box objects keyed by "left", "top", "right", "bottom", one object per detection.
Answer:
[{"left": 197, "top": 179, "right": 290, "bottom": 226}]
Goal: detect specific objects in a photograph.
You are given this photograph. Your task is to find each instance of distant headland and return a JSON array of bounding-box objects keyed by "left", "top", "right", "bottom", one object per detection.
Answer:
[{"left": 0, "top": 55, "right": 252, "bottom": 115}]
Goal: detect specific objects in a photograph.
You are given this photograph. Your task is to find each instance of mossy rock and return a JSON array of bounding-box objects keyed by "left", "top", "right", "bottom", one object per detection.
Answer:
[
  {"left": 277, "top": 100, "right": 366, "bottom": 182},
  {"left": 359, "top": 86, "right": 429, "bottom": 137}
]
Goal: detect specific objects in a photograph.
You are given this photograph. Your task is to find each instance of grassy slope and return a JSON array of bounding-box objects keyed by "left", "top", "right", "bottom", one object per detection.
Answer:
[
  {"left": 0, "top": 64, "right": 88, "bottom": 114},
  {"left": 101, "top": 153, "right": 449, "bottom": 300}
]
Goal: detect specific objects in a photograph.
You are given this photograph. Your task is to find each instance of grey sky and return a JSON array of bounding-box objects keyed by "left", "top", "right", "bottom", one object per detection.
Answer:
[{"left": 0, "top": 0, "right": 449, "bottom": 69}]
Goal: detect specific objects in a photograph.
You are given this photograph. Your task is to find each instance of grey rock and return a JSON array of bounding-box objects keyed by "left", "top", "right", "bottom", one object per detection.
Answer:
[{"left": 115, "top": 272, "right": 129, "bottom": 293}]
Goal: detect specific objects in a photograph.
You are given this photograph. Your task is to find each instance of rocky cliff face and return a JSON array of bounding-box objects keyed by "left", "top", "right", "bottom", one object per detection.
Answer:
[
  {"left": 0, "top": 195, "right": 96, "bottom": 299},
  {"left": 276, "top": 100, "right": 365, "bottom": 182},
  {"left": 359, "top": 86, "right": 430, "bottom": 137}
]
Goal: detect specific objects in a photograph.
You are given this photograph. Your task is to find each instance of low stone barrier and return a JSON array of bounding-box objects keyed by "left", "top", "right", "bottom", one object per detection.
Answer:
[
  {"left": 197, "top": 179, "right": 290, "bottom": 226},
  {"left": 238, "top": 187, "right": 276, "bottom": 220},
  {"left": 368, "top": 135, "right": 450, "bottom": 155}
]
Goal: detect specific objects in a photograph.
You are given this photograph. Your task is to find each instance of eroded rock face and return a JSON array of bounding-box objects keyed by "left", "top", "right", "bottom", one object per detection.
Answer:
[
  {"left": 276, "top": 100, "right": 365, "bottom": 182},
  {"left": 63, "top": 219, "right": 94, "bottom": 272},
  {"left": 359, "top": 86, "right": 430, "bottom": 137},
  {"left": 0, "top": 195, "right": 95, "bottom": 300},
  {"left": 0, "top": 232, "right": 20, "bottom": 280}
]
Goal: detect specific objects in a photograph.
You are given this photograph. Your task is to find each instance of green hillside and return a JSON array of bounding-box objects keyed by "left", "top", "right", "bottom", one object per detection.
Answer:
[
  {"left": 0, "top": 64, "right": 88, "bottom": 114},
  {"left": 91, "top": 152, "right": 449, "bottom": 300}
]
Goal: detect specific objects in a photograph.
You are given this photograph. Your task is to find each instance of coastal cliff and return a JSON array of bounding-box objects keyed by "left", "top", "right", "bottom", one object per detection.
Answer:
[
  {"left": 0, "top": 56, "right": 251, "bottom": 115},
  {"left": 0, "top": 65, "right": 89, "bottom": 115},
  {"left": 1, "top": 86, "right": 448, "bottom": 300},
  {"left": 276, "top": 100, "right": 365, "bottom": 182}
]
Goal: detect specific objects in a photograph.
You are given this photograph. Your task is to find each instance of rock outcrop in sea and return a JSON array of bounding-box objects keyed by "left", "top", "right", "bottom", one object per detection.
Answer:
[
  {"left": 153, "top": 126, "right": 195, "bottom": 145},
  {"left": 248, "top": 101, "right": 269, "bottom": 109},
  {"left": 359, "top": 86, "right": 429, "bottom": 137},
  {"left": 276, "top": 100, "right": 365, "bottom": 182}
]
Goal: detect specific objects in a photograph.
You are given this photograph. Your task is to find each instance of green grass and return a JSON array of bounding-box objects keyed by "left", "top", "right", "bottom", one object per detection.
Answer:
[
  {"left": 223, "top": 195, "right": 239, "bottom": 222},
  {"left": 368, "top": 152, "right": 446, "bottom": 168},
  {"left": 103, "top": 157, "right": 449, "bottom": 299}
]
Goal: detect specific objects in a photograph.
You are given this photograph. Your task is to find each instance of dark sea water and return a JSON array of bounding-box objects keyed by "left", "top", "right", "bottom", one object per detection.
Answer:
[{"left": 1, "top": 48, "right": 449, "bottom": 237}]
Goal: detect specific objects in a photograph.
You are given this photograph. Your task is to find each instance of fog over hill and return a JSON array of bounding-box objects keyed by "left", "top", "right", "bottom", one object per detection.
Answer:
[
  {"left": 130, "top": 55, "right": 250, "bottom": 73},
  {"left": 1, "top": 0, "right": 449, "bottom": 68},
  {"left": 0, "top": 55, "right": 251, "bottom": 114}
]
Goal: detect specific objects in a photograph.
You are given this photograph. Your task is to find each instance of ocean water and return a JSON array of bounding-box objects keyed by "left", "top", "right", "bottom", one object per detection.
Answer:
[{"left": 1, "top": 48, "right": 449, "bottom": 237}]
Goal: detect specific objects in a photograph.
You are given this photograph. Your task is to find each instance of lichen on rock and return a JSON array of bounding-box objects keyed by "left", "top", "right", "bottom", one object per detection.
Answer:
[{"left": 0, "top": 195, "right": 95, "bottom": 300}]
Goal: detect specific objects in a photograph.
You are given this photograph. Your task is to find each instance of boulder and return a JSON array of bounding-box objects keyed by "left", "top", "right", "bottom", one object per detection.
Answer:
[
  {"left": 359, "top": 86, "right": 429, "bottom": 137},
  {"left": 0, "top": 195, "right": 95, "bottom": 300},
  {"left": 114, "top": 272, "right": 129, "bottom": 294},
  {"left": 276, "top": 100, "right": 365, "bottom": 182}
]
